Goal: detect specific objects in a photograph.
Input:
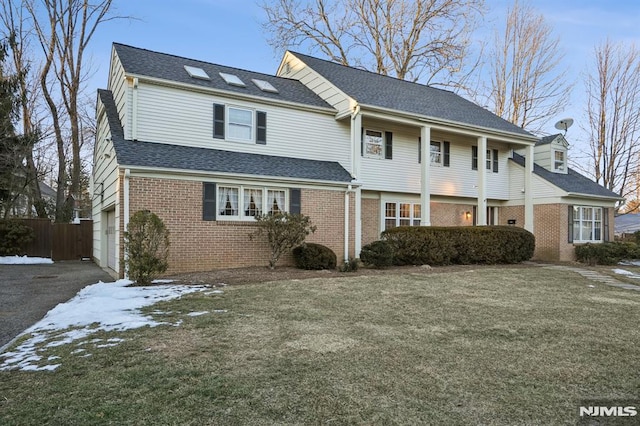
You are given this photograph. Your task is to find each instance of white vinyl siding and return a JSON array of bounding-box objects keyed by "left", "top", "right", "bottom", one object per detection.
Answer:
[
  {"left": 278, "top": 54, "right": 352, "bottom": 114},
  {"left": 133, "top": 83, "right": 352, "bottom": 173},
  {"left": 109, "top": 50, "right": 129, "bottom": 140},
  {"left": 359, "top": 123, "right": 510, "bottom": 199}
]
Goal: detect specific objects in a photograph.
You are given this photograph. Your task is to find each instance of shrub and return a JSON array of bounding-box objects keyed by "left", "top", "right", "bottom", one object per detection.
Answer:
[
  {"left": 0, "top": 220, "right": 35, "bottom": 256},
  {"left": 359, "top": 240, "right": 394, "bottom": 268},
  {"left": 575, "top": 242, "right": 640, "bottom": 266},
  {"left": 292, "top": 243, "right": 337, "bottom": 270},
  {"left": 339, "top": 257, "right": 360, "bottom": 272},
  {"left": 124, "top": 210, "right": 170, "bottom": 285},
  {"left": 381, "top": 226, "right": 535, "bottom": 266},
  {"left": 250, "top": 212, "right": 316, "bottom": 269}
]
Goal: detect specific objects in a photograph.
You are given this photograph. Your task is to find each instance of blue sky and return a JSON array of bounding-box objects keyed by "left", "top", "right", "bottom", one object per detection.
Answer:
[{"left": 88, "top": 0, "right": 640, "bottom": 147}]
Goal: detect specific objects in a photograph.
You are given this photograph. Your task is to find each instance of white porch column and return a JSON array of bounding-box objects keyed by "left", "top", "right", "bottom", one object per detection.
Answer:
[
  {"left": 477, "top": 136, "right": 487, "bottom": 226},
  {"left": 420, "top": 125, "right": 431, "bottom": 226},
  {"left": 524, "top": 144, "right": 534, "bottom": 232}
]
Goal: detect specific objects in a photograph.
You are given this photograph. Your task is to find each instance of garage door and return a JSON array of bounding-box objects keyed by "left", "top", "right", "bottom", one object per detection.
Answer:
[{"left": 106, "top": 210, "right": 116, "bottom": 270}]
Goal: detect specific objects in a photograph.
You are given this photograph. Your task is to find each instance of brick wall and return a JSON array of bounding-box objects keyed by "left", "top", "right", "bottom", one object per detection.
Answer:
[
  {"left": 361, "top": 197, "right": 380, "bottom": 247},
  {"left": 430, "top": 202, "right": 475, "bottom": 226},
  {"left": 122, "top": 177, "right": 350, "bottom": 275}
]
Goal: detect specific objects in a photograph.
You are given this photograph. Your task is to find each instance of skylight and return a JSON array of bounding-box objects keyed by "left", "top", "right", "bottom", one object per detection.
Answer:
[
  {"left": 219, "top": 72, "right": 246, "bottom": 87},
  {"left": 252, "top": 79, "right": 279, "bottom": 93},
  {"left": 184, "top": 65, "right": 210, "bottom": 80}
]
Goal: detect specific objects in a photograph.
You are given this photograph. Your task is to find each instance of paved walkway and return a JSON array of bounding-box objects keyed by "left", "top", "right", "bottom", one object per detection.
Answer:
[{"left": 534, "top": 263, "right": 640, "bottom": 291}]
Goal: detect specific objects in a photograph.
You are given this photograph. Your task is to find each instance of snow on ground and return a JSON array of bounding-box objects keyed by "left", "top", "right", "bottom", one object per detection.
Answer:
[
  {"left": 0, "top": 279, "right": 214, "bottom": 372},
  {"left": 0, "top": 255, "right": 54, "bottom": 265},
  {"left": 613, "top": 268, "right": 640, "bottom": 279}
]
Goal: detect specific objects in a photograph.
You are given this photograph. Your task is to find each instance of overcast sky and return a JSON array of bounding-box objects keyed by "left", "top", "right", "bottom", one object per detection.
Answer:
[{"left": 87, "top": 0, "right": 640, "bottom": 156}]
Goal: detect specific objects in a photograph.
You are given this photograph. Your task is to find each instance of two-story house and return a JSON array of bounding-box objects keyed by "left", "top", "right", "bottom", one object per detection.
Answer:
[{"left": 92, "top": 43, "right": 621, "bottom": 276}]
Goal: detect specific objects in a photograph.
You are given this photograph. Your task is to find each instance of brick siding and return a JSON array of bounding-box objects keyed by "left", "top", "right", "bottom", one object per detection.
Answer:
[{"left": 121, "top": 176, "right": 351, "bottom": 275}]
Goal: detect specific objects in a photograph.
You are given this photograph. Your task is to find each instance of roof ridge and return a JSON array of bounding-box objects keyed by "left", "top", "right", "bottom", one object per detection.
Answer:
[
  {"left": 113, "top": 42, "right": 288, "bottom": 81},
  {"left": 288, "top": 50, "right": 456, "bottom": 95}
]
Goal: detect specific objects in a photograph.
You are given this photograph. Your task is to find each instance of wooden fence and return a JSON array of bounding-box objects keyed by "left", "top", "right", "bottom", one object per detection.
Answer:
[{"left": 15, "top": 218, "right": 93, "bottom": 261}]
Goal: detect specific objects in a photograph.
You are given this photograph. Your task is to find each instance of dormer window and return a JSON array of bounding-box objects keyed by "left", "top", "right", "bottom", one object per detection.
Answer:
[{"left": 554, "top": 150, "right": 566, "bottom": 172}]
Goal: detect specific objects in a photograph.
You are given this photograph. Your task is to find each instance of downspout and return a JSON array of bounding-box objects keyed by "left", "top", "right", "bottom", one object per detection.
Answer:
[
  {"left": 344, "top": 184, "right": 352, "bottom": 263},
  {"left": 123, "top": 168, "right": 131, "bottom": 279}
]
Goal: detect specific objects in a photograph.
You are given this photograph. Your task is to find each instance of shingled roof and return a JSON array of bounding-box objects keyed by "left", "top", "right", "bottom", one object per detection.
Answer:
[
  {"left": 510, "top": 153, "right": 621, "bottom": 199},
  {"left": 112, "top": 43, "right": 333, "bottom": 110},
  {"left": 97, "top": 89, "right": 352, "bottom": 183},
  {"left": 289, "top": 51, "right": 534, "bottom": 138}
]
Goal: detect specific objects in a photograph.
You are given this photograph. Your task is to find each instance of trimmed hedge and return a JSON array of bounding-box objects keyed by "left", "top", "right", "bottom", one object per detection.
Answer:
[
  {"left": 381, "top": 226, "right": 535, "bottom": 266},
  {"left": 360, "top": 240, "right": 394, "bottom": 268},
  {"left": 292, "top": 243, "right": 337, "bottom": 270},
  {"left": 0, "top": 220, "right": 35, "bottom": 256},
  {"left": 575, "top": 242, "right": 640, "bottom": 266}
]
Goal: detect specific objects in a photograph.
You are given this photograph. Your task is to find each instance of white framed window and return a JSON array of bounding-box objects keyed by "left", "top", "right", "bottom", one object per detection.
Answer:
[
  {"left": 227, "top": 106, "right": 254, "bottom": 142},
  {"left": 384, "top": 202, "right": 421, "bottom": 230},
  {"left": 573, "top": 206, "right": 602, "bottom": 242},
  {"left": 430, "top": 142, "right": 442, "bottom": 164},
  {"left": 364, "top": 129, "right": 384, "bottom": 159},
  {"left": 554, "top": 150, "right": 566, "bottom": 171},
  {"left": 218, "top": 185, "right": 288, "bottom": 220}
]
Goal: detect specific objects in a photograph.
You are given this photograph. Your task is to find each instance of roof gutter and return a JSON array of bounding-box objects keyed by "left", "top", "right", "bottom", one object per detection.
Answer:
[
  {"left": 566, "top": 192, "right": 625, "bottom": 202},
  {"left": 358, "top": 103, "right": 538, "bottom": 145},
  {"left": 117, "top": 164, "right": 359, "bottom": 187}
]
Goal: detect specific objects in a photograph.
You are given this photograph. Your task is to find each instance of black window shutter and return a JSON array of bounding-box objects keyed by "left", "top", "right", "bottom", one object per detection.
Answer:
[
  {"left": 385, "top": 132, "right": 393, "bottom": 159},
  {"left": 203, "top": 182, "right": 217, "bottom": 221},
  {"left": 256, "top": 111, "right": 267, "bottom": 144},
  {"left": 472, "top": 146, "right": 478, "bottom": 170},
  {"left": 568, "top": 205, "right": 574, "bottom": 243},
  {"left": 213, "top": 104, "right": 225, "bottom": 139},
  {"left": 443, "top": 142, "right": 450, "bottom": 167},
  {"left": 603, "top": 208, "right": 609, "bottom": 241},
  {"left": 492, "top": 149, "right": 499, "bottom": 173},
  {"left": 418, "top": 137, "right": 421, "bottom": 164},
  {"left": 290, "top": 188, "right": 301, "bottom": 214},
  {"left": 361, "top": 127, "right": 364, "bottom": 157}
]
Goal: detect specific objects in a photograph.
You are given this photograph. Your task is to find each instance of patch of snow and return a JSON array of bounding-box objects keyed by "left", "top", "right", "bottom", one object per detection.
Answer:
[
  {"left": 0, "top": 255, "right": 53, "bottom": 265},
  {"left": 619, "top": 260, "right": 640, "bottom": 266},
  {"left": 0, "top": 279, "right": 207, "bottom": 372},
  {"left": 613, "top": 269, "right": 634, "bottom": 276},
  {"left": 152, "top": 279, "right": 174, "bottom": 284},
  {"left": 213, "top": 309, "right": 228, "bottom": 314},
  {"left": 186, "top": 311, "right": 209, "bottom": 317}
]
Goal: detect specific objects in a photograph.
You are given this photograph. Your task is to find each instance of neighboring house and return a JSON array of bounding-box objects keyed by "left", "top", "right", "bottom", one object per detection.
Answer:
[
  {"left": 8, "top": 181, "right": 56, "bottom": 218},
  {"left": 92, "top": 43, "right": 621, "bottom": 276}
]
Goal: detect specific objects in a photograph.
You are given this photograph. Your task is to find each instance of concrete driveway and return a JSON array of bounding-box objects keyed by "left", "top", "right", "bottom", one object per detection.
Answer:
[{"left": 0, "top": 261, "right": 113, "bottom": 349}]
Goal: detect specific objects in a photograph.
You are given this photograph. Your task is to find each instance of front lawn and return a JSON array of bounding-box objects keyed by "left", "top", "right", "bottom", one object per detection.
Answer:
[{"left": 1, "top": 266, "right": 639, "bottom": 424}]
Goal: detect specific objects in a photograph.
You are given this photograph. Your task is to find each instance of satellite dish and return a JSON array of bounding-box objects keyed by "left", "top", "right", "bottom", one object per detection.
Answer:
[{"left": 554, "top": 118, "right": 574, "bottom": 134}]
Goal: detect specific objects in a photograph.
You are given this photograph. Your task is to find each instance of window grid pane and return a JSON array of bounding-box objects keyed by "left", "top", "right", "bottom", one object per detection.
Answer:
[{"left": 365, "top": 130, "right": 384, "bottom": 159}]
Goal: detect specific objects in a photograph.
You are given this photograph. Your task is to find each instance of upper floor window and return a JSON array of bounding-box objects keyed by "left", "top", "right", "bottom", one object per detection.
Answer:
[
  {"left": 472, "top": 146, "right": 498, "bottom": 172},
  {"left": 228, "top": 107, "right": 253, "bottom": 142},
  {"left": 384, "top": 202, "right": 421, "bottom": 230},
  {"left": 554, "top": 150, "right": 566, "bottom": 172},
  {"left": 430, "top": 142, "right": 442, "bottom": 164},
  {"left": 363, "top": 128, "right": 392, "bottom": 159},
  {"left": 213, "top": 103, "right": 266, "bottom": 144},
  {"left": 364, "top": 129, "right": 384, "bottom": 159},
  {"left": 573, "top": 206, "right": 602, "bottom": 243}
]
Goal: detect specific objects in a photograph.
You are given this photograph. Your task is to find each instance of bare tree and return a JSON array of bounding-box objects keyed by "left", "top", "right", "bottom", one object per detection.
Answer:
[
  {"left": 261, "top": 0, "right": 485, "bottom": 86},
  {"left": 584, "top": 39, "right": 640, "bottom": 212},
  {"left": 0, "top": 0, "right": 51, "bottom": 217},
  {"left": 478, "top": 0, "right": 571, "bottom": 133},
  {"left": 24, "top": 0, "right": 116, "bottom": 221}
]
